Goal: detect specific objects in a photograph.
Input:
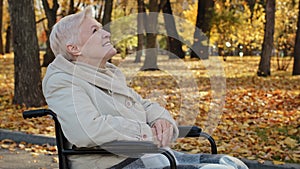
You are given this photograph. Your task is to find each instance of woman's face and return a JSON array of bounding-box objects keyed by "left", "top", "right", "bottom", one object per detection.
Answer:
[{"left": 77, "top": 17, "right": 116, "bottom": 65}]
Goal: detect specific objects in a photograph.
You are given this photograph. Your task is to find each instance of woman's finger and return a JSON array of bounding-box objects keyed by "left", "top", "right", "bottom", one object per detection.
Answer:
[
  {"left": 154, "top": 120, "right": 163, "bottom": 142},
  {"left": 167, "top": 125, "right": 173, "bottom": 144},
  {"left": 162, "top": 122, "right": 173, "bottom": 147},
  {"left": 151, "top": 127, "right": 160, "bottom": 146}
]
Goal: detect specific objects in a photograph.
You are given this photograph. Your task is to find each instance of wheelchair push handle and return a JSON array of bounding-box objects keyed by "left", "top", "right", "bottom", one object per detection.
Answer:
[{"left": 23, "top": 109, "right": 53, "bottom": 119}]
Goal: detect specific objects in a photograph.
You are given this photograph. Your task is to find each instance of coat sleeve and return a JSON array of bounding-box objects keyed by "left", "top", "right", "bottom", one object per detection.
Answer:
[
  {"left": 129, "top": 88, "right": 179, "bottom": 141},
  {"left": 43, "top": 73, "right": 153, "bottom": 147}
]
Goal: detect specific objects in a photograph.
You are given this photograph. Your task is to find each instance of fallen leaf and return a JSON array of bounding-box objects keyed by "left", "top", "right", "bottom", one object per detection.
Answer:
[
  {"left": 284, "top": 137, "right": 297, "bottom": 148},
  {"left": 53, "top": 157, "right": 59, "bottom": 163},
  {"left": 30, "top": 152, "right": 40, "bottom": 157},
  {"left": 273, "top": 160, "right": 285, "bottom": 165}
]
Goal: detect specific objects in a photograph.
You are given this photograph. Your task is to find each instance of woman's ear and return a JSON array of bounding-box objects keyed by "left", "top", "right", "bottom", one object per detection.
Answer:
[{"left": 66, "top": 44, "right": 81, "bottom": 56}]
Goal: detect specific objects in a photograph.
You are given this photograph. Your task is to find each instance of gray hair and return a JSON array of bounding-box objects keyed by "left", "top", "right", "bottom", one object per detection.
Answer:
[{"left": 50, "top": 6, "right": 93, "bottom": 60}]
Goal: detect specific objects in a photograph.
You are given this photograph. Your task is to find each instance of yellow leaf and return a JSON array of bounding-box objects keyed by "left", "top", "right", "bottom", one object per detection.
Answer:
[
  {"left": 18, "top": 143, "right": 25, "bottom": 149},
  {"left": 1, "top": 144, "right": 9, "bottom": 149},
  {"left": 53, "top": 157, "right": 59, "bottom": 163},
  {"left": 30, "top": 152, "right": 39, "bottom": 157},
  {"left": 288, "top": 129, "right": 298, "bottom": 135},
  {"left": 257, "top": 159, "right": 265, "bottom": 164},
  {"left": 284, "top": 137, "right": 297, "bottom": 148},
  {"left": 190, "top": 149, "right": 199, "bottom": 154},
  {"left": 247, "top": 156, "right": 256, "bottom": 160},
  {"left": 273, "top": 160, "right": 285, "bottom": 165},
  {"left": 133, "top": 86, "right": 141, "bottom": 91}
]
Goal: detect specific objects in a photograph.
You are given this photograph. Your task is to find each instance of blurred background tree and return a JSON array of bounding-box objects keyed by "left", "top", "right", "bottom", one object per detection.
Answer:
[
  {"left": 8, "top": 0, "right": 45, "bottom": 107},
  {"left": 274, "top": 0, "right": 298, "bottom": 71},
  {"left": 293, "top": 0, "right": 300, "bottom": 75},
  {"left": 0, "top": 0, "right": 3, "bottom": 55},
  {"left": 257, "top": 0, "right": 275, "bottom": 77}
]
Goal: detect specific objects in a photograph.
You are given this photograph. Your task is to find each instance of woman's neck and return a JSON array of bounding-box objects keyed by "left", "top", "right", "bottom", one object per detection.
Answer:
[{"left": 76, "top": 56, "right": 107, "bottom": 69}]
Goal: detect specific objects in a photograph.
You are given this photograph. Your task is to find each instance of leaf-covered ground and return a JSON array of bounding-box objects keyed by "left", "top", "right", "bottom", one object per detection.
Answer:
[{"left": 0, "top": 54, "right": 299, "bottom": 165}]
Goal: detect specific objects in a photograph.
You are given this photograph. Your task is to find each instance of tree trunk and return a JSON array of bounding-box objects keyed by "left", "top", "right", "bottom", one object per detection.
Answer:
[
  {"left": 293, "top": 0, "right": 300, "bottom": 75},
  {"left": 135, "top": 0, "right": 145, "bottom": 63},
  {"left": 102, "top": 0, "right": 113, "bottom": 63},
  {"left": 8, "top": 0, "right": 45, "bottom": 107},
  {"left": 102, "top": 0, "right": 113, "bottom": 32},
  {"left": 141, "top": 0, "right": 162, "bottom": 71},
  {"left": 245, "top": 0, "right": 256, "bottom": 21},
  {"left": 257, "top": 0, "right": 275, "bottom": 77},
  {"left": 190, "top": 0, "right": 214, "bottom": 59},
  {"left": 142, "top": 22, "right": 159, "bottom": 70},
  {"left": 68, "top": 0, "right": 76, "bottom": 14},
  {"left": 41, "top": 0, "right": 59, "bottom": 67},
  {"left": 97, "top": 0, "right": 105, "bottom": 22},
  {"left": 0, "top": 0, "right": 4, "bottom": 54},
  {"left": 5, "top": 25, "right": 11, "bottom": 53},
  {"left": 162, "top": 0, "right": 185, "bottom": 59}
]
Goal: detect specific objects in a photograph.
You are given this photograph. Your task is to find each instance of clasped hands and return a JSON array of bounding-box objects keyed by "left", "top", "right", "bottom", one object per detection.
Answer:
[{"left": 151, "top": 119, "right": 173, "bottom": 147}]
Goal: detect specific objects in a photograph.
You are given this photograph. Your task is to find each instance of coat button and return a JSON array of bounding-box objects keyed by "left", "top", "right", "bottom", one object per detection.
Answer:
[
  {"left": 142, "top": 134, "right": 147, "bottom": 139},
  {"left": 125, "top": 99, "right": 133, "bottom": 108}
]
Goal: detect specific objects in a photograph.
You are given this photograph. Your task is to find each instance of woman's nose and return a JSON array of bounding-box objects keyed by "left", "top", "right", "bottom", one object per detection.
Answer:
[{"left": 101, "top": 29, "right": 111, "bottom": 38}]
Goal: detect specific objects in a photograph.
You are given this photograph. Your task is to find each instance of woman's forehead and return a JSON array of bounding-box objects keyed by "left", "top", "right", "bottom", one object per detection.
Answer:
[{"left": 81, "top": 18, "right": 102, "bottom": 29}]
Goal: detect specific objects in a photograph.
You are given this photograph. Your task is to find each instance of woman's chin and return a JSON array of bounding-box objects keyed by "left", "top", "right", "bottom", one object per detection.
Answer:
[
  {"left": 110, "top": 48, "right": 117, "bottom": 56},
  {"left": 106, "top": 47, "right": 117, "bottom": 58}
]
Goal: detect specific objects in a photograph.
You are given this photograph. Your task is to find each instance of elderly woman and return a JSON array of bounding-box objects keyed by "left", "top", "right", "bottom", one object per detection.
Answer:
[{"left": 43, "top": 6, "right": 248, "bottom": 169}]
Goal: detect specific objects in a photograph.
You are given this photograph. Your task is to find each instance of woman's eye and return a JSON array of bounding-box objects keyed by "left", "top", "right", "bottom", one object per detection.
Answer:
[{"left": 92, "top": 29, "right": 98, "bottom": 33}]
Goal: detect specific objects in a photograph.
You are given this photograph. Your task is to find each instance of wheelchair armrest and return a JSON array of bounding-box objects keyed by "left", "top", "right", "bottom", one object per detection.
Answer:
[
  {"left": 23, "top": 109, "right": 56, "bottom": 119},
  {"left": 178, "top": 126, "right": 202, "bottom": 138},
  {"left": 69, "top": 141, "right": 160, "bottom": 156},
  {"left": 101, "top": 140, "right": 158, "bottom": 152}
]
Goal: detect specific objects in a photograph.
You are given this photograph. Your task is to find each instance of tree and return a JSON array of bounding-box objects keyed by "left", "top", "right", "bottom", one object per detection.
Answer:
[
  {"left": 135, "top": 0, "right": 145, "bottom": 63},
  {"left": 0, "top": 0, "right": 4, "bottom": 54},
  {"left": 190, "top": 0, "right": 214, "bottom": 59},
  {"left": 257, "top": 0, "right": 275, "bottom": 77},
  {"left": 96, "top": 0, "right": 105, "bottom": 22},
  {"left": 102, "top": 0, "right": 113, "bottom": 62},
  {"left": 141, "top": 0, "right": 167, "bottom": 70},
  {"left": 41, "top": 0, "right": 59, "bottom": 67},
  {"left": 68, "top": 0, "right": 77, "bottom": 14},
  {"left": 292, "top": 0, "right": 300, "bottom": 75},
  {"left": 245, "top": 0, "right": 256, "bottom": 21},
  {"left": 8, "top": 0, "right": 45, "bottom": 107},
  {"left": 102, "top": 0, "right": 113, "bottom": 32},
  {"left": 4, "top": 25, "right": 11, "bottom": 53},
  {"left": 162, "top": 0, "right": 185, "bottom": 59},
  {"left": 273, "top": 0, "right": 297, "bottom": 71},
  {"left": 101, "top": 0, "right": 113, "bottom": 63}
]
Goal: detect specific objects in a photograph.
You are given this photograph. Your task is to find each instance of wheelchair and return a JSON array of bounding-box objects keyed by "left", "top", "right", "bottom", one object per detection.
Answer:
[{"left": 23, "top": 109, "right": 217, "bottom": 169}]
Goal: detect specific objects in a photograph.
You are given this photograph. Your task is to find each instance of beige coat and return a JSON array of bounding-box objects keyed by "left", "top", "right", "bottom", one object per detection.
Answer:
[{"left": 42, "top": 55, "right": 179, "bottom": 169}]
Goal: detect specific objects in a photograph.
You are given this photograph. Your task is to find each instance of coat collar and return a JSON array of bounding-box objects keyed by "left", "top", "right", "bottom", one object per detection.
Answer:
[{"left": 51, "top": 55, "right": 132, "bottom": 98}]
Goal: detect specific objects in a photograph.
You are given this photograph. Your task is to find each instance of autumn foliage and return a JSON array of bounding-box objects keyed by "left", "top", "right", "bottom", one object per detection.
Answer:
[{"left": 0, "top": 54, "right": 299, "bottom": 164}]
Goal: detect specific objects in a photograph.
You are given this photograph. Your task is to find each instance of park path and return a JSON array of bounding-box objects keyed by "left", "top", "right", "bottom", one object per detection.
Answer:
[{"left": 0, "top": 147, "right": 58, "bottom": 169}]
